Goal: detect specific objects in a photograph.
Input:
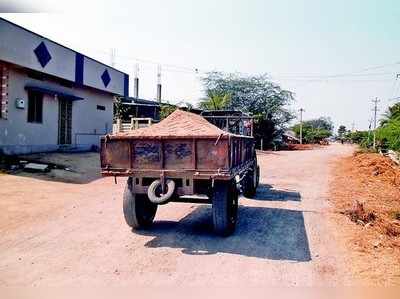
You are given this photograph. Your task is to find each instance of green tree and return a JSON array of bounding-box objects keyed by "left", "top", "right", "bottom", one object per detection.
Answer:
[
  {"left": 199, "top": 91, "right": 231, "bottom": 110},
  {"left": 338, "top": 125, "right": 347, "bottom": 137},
  {"left": 292, "top": 117, "right": 333, "bottom": 144},
  {"left": 113, "top": 96, "right": 128, "bottom": 122},
  {"left": 380, "top": 102, "right": 400, "bottom": 126},
  {"left": 375, "top": 102, "right": 400, "bottom": 151},
  {"left": 160, "top": 103, "right": 177, "bottom": 120},
  {"left": 201, "top": 72, "right": 295, "bottom": 147}
]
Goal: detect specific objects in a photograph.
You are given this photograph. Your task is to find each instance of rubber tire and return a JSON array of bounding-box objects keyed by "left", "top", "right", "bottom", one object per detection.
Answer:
[
  {"left": 123, "top": 178, "right": 158, "bottom": 229},
  {"left": 212, "top": 180, "right": 238, "bottom": 236},
  {"left": 147, "top": 179, "right": 175, "bottom": 204},
  {"left": 255, "top": 165, "right": 260, "bottom": 188},
  {"left": 243, "top": 165, "right": 259, "bottom": 198}
]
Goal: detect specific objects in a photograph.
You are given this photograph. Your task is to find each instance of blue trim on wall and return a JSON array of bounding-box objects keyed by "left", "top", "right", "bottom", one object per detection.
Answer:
[
  {"left": 75, "top": 53, "right": 84, "bottom": 85},
  {"left": 124, "top": 74, "right": 129, "bottom": 97},
  {"left": 34, "top": 41, "right": 52, "bottom": 68}
]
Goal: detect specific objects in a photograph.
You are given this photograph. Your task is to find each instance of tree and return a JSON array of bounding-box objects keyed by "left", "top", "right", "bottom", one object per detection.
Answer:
[
  {"left": 292, "top": 117, "right": 333, "bottom": 144},
  {"left": 199, "top": 91, "right": 231, "bottom": 110},
  {"left": 160, "top": 103, "right": 177, "bottom": 120},
  {"left": 113, "top": 96, "right": 128, "bottom": 122},
  {"left": 380, "top": 102, "right": 400, "bottom": 126},
  {"left": 338, "top": 125, "right": 346, "bottom": 138},
  {"left": 376, "top": 102, "right": 400, "bottom": 151},
  {"left": 201, "top": 72, "right": 295, "bottom": 146},
  {"left": 306, "top": 117, "right": 334, "bottom": 132}
]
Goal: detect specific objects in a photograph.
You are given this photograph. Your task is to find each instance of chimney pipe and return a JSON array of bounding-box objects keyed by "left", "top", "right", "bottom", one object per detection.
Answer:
[
  {"left": 157, "top": 84, "right": 162, "bottom": 103},
  {"left": 134, "top": 77, "right": 139, "bottom": 98},
  {"left": 156, "top": 65, "right": 162, "bottom": 103},
  {"left": 133, "top": 63, "right": 139, "bottom": 98}
]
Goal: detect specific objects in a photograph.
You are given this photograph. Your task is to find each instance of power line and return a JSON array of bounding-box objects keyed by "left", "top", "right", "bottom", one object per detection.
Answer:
[
  {"left": 393, "top": 73, "right": 400, "bottom": 98},
  {"left": 77, "top": 43, "right": 400, "bottom": 80},
  {"left": 271, "top": 62, "right": 400, "bottom": 79}
]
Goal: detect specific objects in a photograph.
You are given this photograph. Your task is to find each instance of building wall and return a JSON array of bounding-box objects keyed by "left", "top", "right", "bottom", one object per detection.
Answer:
[
  {"left": 0, "top": 18, "right": 128, "bottom": 96},
  {"left": 0, "top": 65, "right": 113, "bottom": 155}
]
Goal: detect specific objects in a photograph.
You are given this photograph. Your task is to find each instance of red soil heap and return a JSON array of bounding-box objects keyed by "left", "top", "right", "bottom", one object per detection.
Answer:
[{"left": 116, "top": 109, "right": 229, "bottom": 138}]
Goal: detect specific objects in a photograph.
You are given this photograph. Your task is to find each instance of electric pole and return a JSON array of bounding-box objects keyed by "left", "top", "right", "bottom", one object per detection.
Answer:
[
  {"left": 299, "top": 108, "right": 305, "bottom": 144},
  {"left": 367, "top": 118, "right": 373, "bottom": 140},
  {"left": 372, "top": 97, "right": 380, "bottom": 149}
]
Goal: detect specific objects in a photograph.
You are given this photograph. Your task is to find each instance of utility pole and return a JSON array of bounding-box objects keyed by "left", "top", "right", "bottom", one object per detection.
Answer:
[
  {"left": 299, "top": 108, "right": 305, "bottom": 144},
  {"left": 372, "top": 97, "right": 380, "bottom": 149},
  {"left": 351, "top": 122, "right": 355, "bottom": 132},
  {"left": 367, "top": 118, "right": 373, "bottom": 140}
]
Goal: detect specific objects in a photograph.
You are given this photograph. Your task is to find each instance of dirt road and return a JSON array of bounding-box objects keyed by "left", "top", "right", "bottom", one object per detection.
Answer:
[{"left": 0, "top": 144, "right": 354, "bottom": 286}]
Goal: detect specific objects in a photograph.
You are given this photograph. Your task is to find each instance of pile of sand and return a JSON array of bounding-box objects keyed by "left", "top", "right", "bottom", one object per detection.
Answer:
[
  {"left": 329, "top": 151, "right": 400, "bottom": 284},
  {"left": 115, "top": 110, "right": 228, "bottom": 138},
  {"left": 353, "top": 152, "right": 400, "bottom": 187},
  {"left": 331, "top": 151, "right": 400, "bottom": 242}
]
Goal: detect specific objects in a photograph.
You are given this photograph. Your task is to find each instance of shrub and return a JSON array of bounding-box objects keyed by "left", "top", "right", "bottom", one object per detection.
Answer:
[{"left": 376, "top": 119, "right": 400, "bottom": 151}]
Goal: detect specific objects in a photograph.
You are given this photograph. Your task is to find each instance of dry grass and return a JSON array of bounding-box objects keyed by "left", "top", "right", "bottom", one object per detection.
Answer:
[{"left": 329, "top": 151, "right": 400, "bottom": 285}]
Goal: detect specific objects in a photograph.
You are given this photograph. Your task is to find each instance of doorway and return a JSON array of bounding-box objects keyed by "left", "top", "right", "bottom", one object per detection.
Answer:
[{"left": 58, "top": 98, "right": 72, "bottom": 145}]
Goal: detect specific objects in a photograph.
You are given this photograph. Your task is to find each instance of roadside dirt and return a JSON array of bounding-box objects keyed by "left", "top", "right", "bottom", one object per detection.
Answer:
[
  {"left": 0, "top": 145, "right": 360, "bottom": 286},
  {"left": 0, "top": 153, "right": 101, "bottom": 232},
  {"left": 329, "top": 150, "right": 400, "bottom": 285},
  {"left": 287, "top": 144, "right": 320, "bottom": 150}
]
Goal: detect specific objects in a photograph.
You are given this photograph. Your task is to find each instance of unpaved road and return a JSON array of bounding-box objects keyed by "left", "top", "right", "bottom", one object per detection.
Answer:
[{"left": 0, "top": 144, "right": 354, "bottom": 286}]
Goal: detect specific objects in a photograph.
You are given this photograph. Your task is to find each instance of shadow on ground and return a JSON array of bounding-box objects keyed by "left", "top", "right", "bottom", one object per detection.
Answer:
[
  {"left": 251, "top": 184, "right": 301, "bottom": 201},
  {"left": 136, "top": 205, "right": 311, "bottom": 262},
  {"left": 1, "top": 152, "right": 102, "bottom": 184}
]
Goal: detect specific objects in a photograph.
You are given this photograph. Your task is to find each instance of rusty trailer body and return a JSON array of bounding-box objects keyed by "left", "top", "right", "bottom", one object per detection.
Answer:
[{"left": 100, "top": 110, "right": 259, "bottom": 236}]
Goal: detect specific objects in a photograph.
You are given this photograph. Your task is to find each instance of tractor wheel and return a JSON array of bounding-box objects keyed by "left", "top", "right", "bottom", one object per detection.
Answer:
[
  {"left": 123, "top": 178, "right": 158, "bottom": 229},
  {"left": 212, "top": 179, "right": 238, "bottom": 236},
  {"left": 243, "top": 165, "right": 259, "bottom": 198}
]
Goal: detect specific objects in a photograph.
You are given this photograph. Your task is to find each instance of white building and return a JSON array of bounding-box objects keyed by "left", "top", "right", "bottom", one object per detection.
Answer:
[{"left": 0, "top": 17, "right": 129, "bottom": 155}]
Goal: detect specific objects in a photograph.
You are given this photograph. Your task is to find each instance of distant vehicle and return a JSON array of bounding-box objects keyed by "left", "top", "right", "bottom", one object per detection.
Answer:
[{"left": 100, "top": 110, "right": 259, "bottom": 236}]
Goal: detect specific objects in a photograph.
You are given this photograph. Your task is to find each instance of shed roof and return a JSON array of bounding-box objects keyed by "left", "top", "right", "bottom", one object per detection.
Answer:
[{"left": 123, "top": 97, "right": 160, "bottom": 106}]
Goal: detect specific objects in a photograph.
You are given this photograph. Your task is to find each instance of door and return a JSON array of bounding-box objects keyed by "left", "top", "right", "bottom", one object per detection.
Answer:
[{"left": 58, "top": 98, "right": 72, "bottom": 145}]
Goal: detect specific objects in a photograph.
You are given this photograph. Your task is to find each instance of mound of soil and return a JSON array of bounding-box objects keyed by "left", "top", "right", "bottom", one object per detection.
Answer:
[
  {"left": 114, "top": 109, "right": 228, "bottom": 138},
  {"left": 353, "top": 151, "right": 400, "bottom": 187},
  {"left": 329, "top": 151, "right": 400, "bottom": 284}
]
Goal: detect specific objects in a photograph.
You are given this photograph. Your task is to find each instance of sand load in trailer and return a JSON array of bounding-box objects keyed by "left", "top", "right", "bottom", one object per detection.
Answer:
[{"left": 100, "top": 109, "right": 259, "bottom": 236}]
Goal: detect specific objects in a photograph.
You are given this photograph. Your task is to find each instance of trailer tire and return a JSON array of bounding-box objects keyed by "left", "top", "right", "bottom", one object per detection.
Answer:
[
  {"left": 212, "top": 180, "right": 238, "bottom": 236},
  {"left": 243, "top": 165, "right": 259, "bottom": 198},
  {"left": 123, "top": 178, "right": 158, "bottom": 229}
]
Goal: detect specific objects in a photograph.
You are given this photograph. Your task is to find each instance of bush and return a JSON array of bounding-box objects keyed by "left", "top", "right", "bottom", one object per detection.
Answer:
[
  {"left": 345, "top": 131, "right": 373, "bottom": 148},
  {"left": 376, "top": 119, "right": 400, "bottom": 151}
]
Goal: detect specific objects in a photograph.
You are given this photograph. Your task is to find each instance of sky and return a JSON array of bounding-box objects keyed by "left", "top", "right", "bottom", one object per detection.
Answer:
[{"left": 1, "top": 0, "right": 400, "bottom": 131}]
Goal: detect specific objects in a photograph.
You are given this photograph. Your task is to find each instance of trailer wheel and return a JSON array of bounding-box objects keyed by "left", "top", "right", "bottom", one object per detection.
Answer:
[
  {"left": 243, "top": 165, "right": 259, "bottom": 198},
  {"left": 212, "top": 180, "right": 238, "bottom": 236},
  {"left": 123, "top": 178, "right": 158, "bottom": 229},
  {"left": 256, "top": 165, "right": 260, "bottom": 188}
]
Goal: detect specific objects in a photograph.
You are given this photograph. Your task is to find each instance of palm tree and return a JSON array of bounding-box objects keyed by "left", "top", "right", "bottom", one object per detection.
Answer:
[
  {"left": 199, "top": 91, "right": 231, "bottom": 110},
  {"left": 380, "top": 102, "right": 400, "bottom": 126}
]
